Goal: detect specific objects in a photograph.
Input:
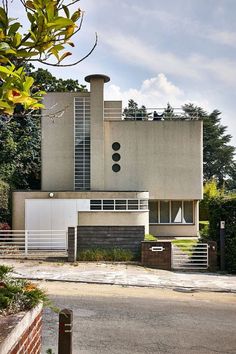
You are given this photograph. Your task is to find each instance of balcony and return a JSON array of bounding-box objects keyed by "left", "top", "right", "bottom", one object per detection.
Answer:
[{"left": 104, "top": 107, "right": 202, "bottom": 121}]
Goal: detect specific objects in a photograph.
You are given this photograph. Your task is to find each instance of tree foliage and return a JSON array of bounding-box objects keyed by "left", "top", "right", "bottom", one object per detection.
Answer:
[
  {"left": 123, "top": 99, "right": 148, "bottom": 119},
  {"left": 30, "top": 66, "right": 87, "bottom": 92},
  {"left": 208, "top": 198, "right": 236, "bottom": 273},
  {"left": 0, "top": 66, "right": 87, "bottom": 193},
  {"left": 0, "top": 0, "right": 96, "bottom": 117},
  {"left": 182, "top": 104, "right": 236, "bottom": 188}
]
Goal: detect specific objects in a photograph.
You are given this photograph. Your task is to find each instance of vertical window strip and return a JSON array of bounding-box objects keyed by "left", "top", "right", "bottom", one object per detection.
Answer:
[{"left": 74, "top": 97, "right": 90, "bottom": 190}]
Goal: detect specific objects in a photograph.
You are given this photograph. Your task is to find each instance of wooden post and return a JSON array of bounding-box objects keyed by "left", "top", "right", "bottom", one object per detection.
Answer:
[
  {"left": 220, "top": 221, "right": 225, "bottom": 271},
  {"left": 58, "top": 309, "right": 73, "bottom": 354}
]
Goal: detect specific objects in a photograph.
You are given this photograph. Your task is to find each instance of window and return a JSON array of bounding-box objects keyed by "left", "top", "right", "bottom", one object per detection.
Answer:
[
  {"left": 103, "top": 200, "right": 114, "bottom": 210},
  {"left": 149, "top": 201, "right": 158, "bottom": 223},
  {"left": 112, "top": 164, "right": 121, "bottom": 172},
  {"left": 90, "top": 199, "right": 149, "bottom": 211},
  {"left": 112, "top": 153, "right": 121, "bottom": 162},
  {"left": 171, "top": 201, "right": 182, "bottom": 223},
  {"left": 112, "top": 142, "right": 120, "bottom": 151},
  {"left": 160, "top": 201, "right": 170, "bottom": 223},
  {"left": 149, "top": 200, "right": 194, "bottom": 224},
  {"left": 128, "top": 200, "right": 139, "bottom": 210},
  {"left": 183, "top": 201, "right": 193, "bottom": 223},
  {"left": 115, "top": 200, "right": 127, "bottom": 210},
  {"left": 90, "top": 200, "right": 102, "bottom": 210}
]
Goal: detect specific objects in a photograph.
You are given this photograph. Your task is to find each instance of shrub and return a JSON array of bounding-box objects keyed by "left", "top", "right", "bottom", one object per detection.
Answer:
[
  {"left": 208, "top": 198, "right": 236, "bottom": 273},
  {"left": 199, "top": 221, "right": 209, "bottom": 241},
  {"left": 77, "top": 248, "right": 134, "bottom": 262},
  {"left": 144, "top": 234, "right": 157, "bottom": 241},
  {"left": 0, "top": 264, "right": 49, "bottom": 316},
  {"left": 0, "top": 222, "right": 11, "bottom": 230}
]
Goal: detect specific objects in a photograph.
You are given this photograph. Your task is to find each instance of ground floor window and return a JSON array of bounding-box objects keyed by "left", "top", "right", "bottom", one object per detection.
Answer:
[
  {"left": 149, "top": 200, "right": 194, "bottom": 224},
  {"left": 90, "top": 199, "right": 148, "bottom": 211}
]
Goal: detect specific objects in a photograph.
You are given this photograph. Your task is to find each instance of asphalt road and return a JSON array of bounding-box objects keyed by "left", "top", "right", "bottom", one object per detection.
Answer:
[{"left": 41, "top": 282, "right": 236, "bottom": 354}]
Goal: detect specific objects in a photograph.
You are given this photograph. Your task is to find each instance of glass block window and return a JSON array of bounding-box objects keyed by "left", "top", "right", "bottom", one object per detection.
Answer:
[{"left": 74, "top": 97, "right": 90, "bottom": 191}]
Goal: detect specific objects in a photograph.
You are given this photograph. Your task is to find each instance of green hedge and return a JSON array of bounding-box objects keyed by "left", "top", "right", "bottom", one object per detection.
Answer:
[
  {"left": 208, "top": 198, "right": 236, "bottom": 273},
  {"left": 77, "top": 248, "right": 134, "bottom": 262}
]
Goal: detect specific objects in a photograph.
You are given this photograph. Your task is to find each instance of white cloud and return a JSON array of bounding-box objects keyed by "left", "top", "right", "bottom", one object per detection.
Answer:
[
  {"left": 101, "top": 31, "right": 236, "bottom": 87},
  {"left": 105, "top": 73, "right": 210, "bottom": 109},
  {"left": 207, "top": 30, "right": 236, "bottom": 48}
]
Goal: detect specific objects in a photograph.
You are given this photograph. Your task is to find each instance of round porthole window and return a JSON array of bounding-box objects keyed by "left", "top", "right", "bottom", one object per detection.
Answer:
[
  {"left": 112, "top": 142, "right": 120, "bottom": 151},
  {"left": 112, "top": 164, "right": 121, "bottom": 172},
  {"left": 112, "top": 153, "right": 121, "bottom": 162}
]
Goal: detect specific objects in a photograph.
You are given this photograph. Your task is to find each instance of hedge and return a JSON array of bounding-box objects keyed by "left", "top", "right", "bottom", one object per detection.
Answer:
[{"left": 208, "top": 198, "right": 236, "bottom": 273}]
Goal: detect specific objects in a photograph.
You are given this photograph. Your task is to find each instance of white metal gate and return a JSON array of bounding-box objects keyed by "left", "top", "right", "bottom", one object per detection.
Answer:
[
  {"left": 0, "top": 230, "right": 67, "bottom": 257},
  {"left": 172, "top": 243, "right": 209, "bottom": 270}
]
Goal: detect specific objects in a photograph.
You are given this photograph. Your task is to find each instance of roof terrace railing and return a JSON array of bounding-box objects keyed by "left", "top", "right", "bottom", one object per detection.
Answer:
[{"left": 104, "top": 107, "right": 201, "bottom": 121}]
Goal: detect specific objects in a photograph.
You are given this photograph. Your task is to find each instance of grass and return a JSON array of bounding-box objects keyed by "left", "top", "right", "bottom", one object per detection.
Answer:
[
  {"left": 77, "top": 248, "right": 134, "bottom": 262},
  {"left": 0, "top": 265, "right": 49, "bottom": 316},
  {"left": 172, "top": 239, "right": 198, "bottom": 255}
]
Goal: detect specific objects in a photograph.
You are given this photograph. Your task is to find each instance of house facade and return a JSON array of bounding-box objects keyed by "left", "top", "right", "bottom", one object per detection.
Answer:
[{"left": 12, "top": 74, "right": 203, "bottom": 243}]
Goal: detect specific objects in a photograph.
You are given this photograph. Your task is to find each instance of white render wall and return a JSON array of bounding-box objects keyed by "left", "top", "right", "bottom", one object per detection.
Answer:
[{"left": 103, "top": 120, "right": 203, "bottom": 200}]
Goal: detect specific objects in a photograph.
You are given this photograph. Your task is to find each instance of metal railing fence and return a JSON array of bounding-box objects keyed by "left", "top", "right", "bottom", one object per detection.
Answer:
[{"left": 0, "top": 230, "right": 67, "bottom": 256}]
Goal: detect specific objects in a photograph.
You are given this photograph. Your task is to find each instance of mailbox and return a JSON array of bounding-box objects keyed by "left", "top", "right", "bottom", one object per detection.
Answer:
[{"left": 149, "top": 246, "right": 165, "bottom": 252}]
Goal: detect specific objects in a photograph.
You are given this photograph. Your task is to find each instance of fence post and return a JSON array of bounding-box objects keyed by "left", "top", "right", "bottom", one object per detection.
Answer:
[
  {"left": 68, "top": 227, "right": 77, "bottom": 262},
  {"left": 58, "top": 309, "right": 73, "bottom": 354},
  {"left": 25, "top": 230, "right": 28, "bottom": 256},
  {"left": 220, "top": 221, "right": 225, "bottom": 271}
]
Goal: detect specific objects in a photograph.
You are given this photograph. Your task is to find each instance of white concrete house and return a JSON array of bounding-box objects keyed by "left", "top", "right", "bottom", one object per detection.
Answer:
[{"left": 12, "top": 74, "right": 203, "bottom": 246}]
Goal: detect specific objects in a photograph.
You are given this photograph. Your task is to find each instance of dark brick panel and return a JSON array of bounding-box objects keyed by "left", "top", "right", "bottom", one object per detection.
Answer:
[
  {"left": 77, "top": 226, "right": 145, "bottom": 255},
  {"left": 141, "top": 241, "right": 172, "bottom": 270}
]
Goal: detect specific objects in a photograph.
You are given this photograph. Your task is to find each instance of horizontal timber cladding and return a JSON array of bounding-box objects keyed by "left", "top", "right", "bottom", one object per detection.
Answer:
[{"left": 77, "top": 226, "right": 145, "bottom": 254}]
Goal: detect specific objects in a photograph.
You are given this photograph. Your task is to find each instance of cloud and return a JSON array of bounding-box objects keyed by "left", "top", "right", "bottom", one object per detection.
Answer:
[
  {"left": 101, "top": 31, "right": 236, "bottom": 87},
  {"left": 105, "top": 73, "right": 210, "bottom": 109},
  {"left": 207, "top": 30, "right": 236, "bottom": 48}
]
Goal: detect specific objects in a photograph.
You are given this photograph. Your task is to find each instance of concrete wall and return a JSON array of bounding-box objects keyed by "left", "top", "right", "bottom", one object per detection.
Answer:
[
  {"left": 103, "top": 120, "right": 203, "bottom": 199},
  {"left": 149, "top": 224, "right": 198, "bottom": 238},
  {"left": 12, "top": 191, "right": 148, "bottom": 230},
  {"left": 78, "top": 211, "right": 149, "bottom": 234},
  {"left": 42, "top": 92, "right": 90, "bottom": 191}
]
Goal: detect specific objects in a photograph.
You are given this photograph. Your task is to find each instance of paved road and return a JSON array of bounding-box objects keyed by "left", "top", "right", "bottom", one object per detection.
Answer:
[{"left": 41, "top": 282, "right": 236, "bottom": 354}]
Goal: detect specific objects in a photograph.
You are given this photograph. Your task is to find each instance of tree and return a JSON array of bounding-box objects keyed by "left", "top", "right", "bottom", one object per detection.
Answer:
[
  {"left": 123, "top": 99, "right": 148, "bottom": 120},
  {"left": 0, "top": 0, "right": 97, "bottom": 117},
  {"left": 30, "top": 66, "right": 87, "bottom": 92},
  {"left": 182, "top": 104, "right": 236, "bottom": 188},
  {"left": 0, "top": 67, "right": 87, "bottom": 190}
]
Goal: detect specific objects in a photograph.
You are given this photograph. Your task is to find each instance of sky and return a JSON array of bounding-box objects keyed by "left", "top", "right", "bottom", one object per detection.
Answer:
[{"left": 13, "top": 0, "right": 236, "bottom": 146}]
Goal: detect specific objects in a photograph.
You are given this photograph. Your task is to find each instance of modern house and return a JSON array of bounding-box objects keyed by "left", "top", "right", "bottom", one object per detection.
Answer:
[{"left": 12, "top": 74, "right": 203, "bottom": 248}]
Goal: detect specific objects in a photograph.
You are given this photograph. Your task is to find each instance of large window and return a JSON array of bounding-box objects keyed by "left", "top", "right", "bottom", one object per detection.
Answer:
[
  {"left": 149, "top": 200, "right": 194, "bottom": 224},
  {"left": 90, "top": 199, "right": 148, "bottom": 211}
]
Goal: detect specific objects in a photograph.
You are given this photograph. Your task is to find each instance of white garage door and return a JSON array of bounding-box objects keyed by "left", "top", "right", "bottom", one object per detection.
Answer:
[{"left": 25, "top": 199, "right": 78, "bottom": 249}]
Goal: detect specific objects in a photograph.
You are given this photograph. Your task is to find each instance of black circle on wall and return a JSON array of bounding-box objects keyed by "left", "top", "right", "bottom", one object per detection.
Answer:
[
  {"left": 112, "top": 164, "right": 121, "bottom": 172},
  {"left": 112, "top": 153, "right": 121, "bottom": 162},
  {"left": 112, "top": 142, "right": 120, "bottom": 151}
]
